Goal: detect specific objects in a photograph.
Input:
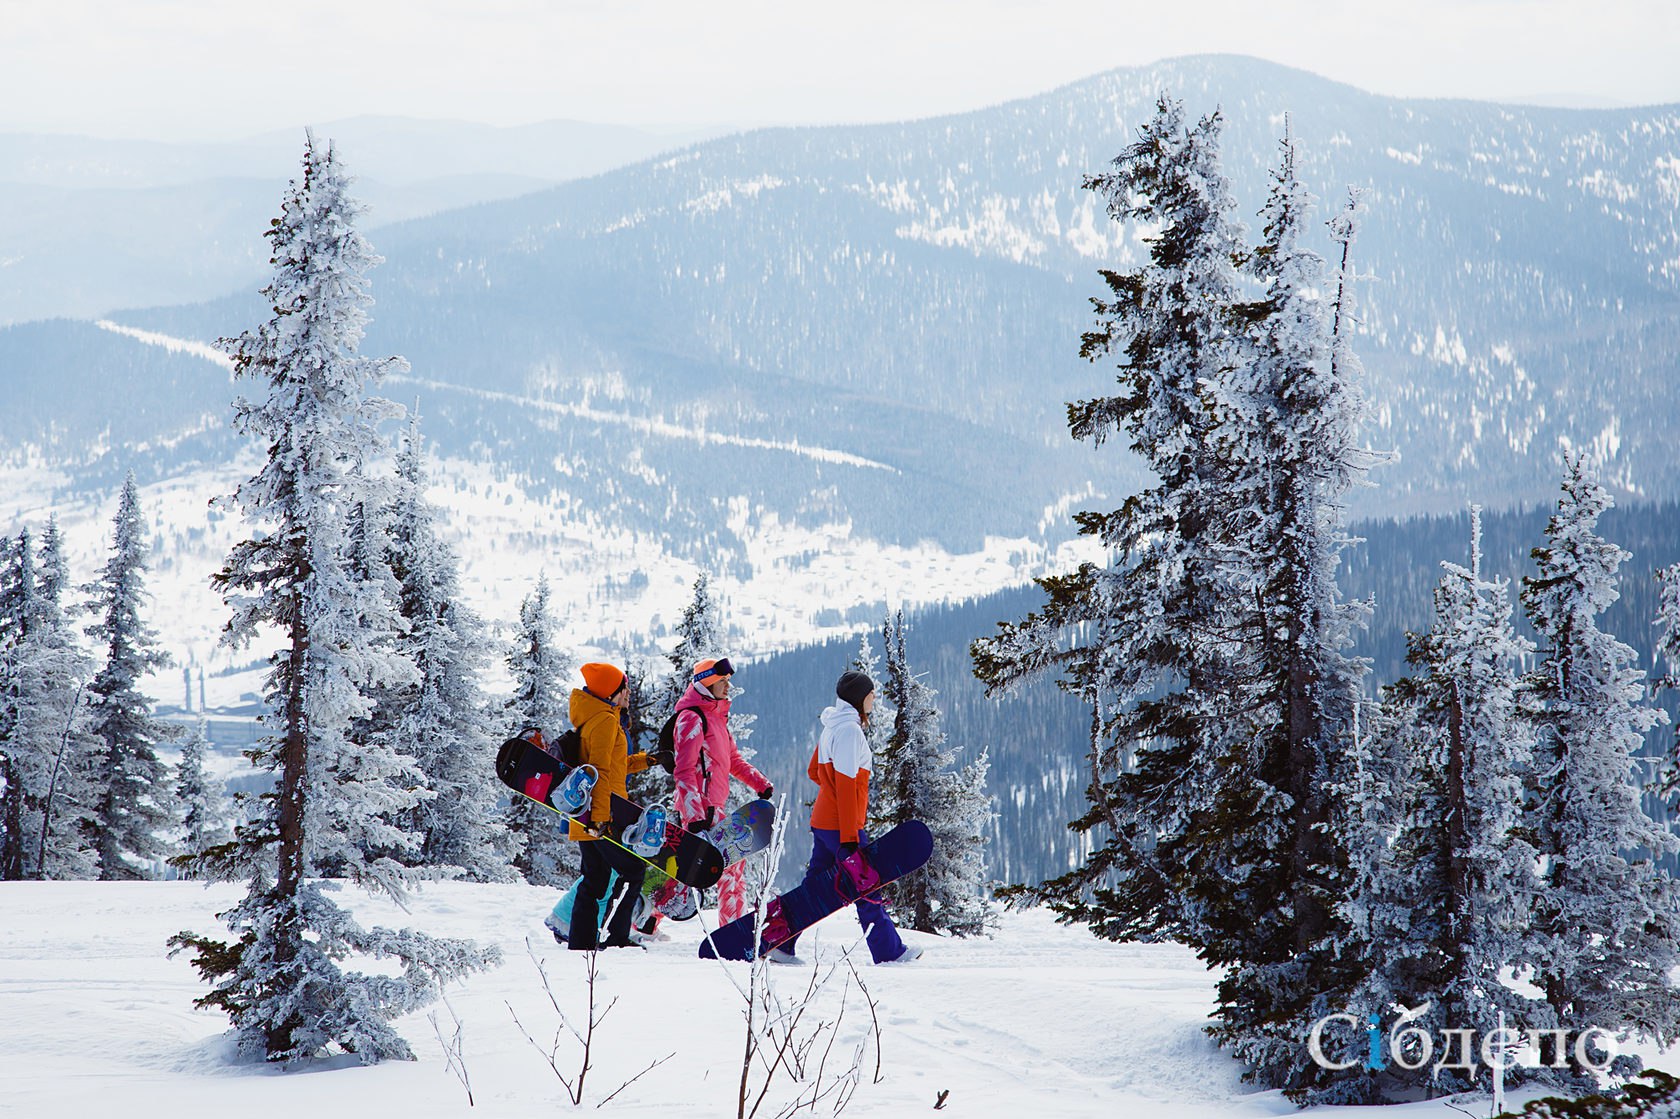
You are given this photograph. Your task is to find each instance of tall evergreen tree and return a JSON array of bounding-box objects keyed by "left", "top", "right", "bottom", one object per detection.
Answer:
[
  {"left": 972, "top": 95, "right": 1252, "bottom": 946},
  {"left": 0, "top": 530, "right": 31, "bottom": 878},
  {"left": 175, "top": 714, "right": 230, "bottom": 875},
  {"left": 874, "top": 611, "right": 993, "bottom": 936},
  {"left": 1522, "top": 458, "right": 1680, "bottom": 1056},
  {"left": 1654, "top": 561, "right": 1680, "bottom": 807},
  {"left": 0, "top": 525, "right": 98, "bottom": 880},
  {"left": 1205, "top": 144, "right": 1377, "bottom": 1101},
  {"left": 1345, "top": 511, "right": 1539, "bottom": 1094},
  {"left": 973, "top": 105, "right": 1376, "bottom": 1098},
  {"left": 385, "top": 420, "right": 515, "bottom": 882},
  {"left": 169, "top": 134, "right": 495, "bottom": 1064},
  {"left": 381, "top": 420, "right": 510, "bottom": 880},
  {"left": 849, "top": 631, "right": 894, "bottom": 764},
  {"left": 641, "top": 571, "right": 732, "bottom": 809},
  {"left": 84, "top": 473, "right": 178, "bottom": 879},
  {"left": 656, "top": 572, "right": 725, "bottom": 716},
  {"left": 503, "top": 573, "right": 577, "bottom": 886}
]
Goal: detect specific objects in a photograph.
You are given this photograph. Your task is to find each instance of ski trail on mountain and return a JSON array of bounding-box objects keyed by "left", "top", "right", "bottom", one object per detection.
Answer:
[
  {"left": 386, "top": 374, "right": 899, "bottom": 472},
  {"left": 92, "top": 319, "right": 897, "bottom": 474}
]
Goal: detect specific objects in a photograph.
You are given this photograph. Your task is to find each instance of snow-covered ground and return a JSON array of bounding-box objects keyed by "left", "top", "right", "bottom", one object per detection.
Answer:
[{"left": 5, "top": 880, "right": 1671, "bottom": 1118}]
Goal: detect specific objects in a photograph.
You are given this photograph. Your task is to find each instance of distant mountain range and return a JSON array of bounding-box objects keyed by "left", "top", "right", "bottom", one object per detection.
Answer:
[
  {"left": 5, "top": 54, "right": 1680, "bottom": 670},
  {"left": 0, "top": 116, "right": 732, "bottom": 324}
]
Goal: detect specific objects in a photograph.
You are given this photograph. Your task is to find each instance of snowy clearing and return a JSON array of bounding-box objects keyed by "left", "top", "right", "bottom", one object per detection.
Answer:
[{"left": 5, "top": 881, "right": 1672, "bottom": 1118}]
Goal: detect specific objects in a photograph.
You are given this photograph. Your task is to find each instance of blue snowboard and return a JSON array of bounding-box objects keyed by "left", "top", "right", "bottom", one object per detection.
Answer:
[{"left": 698, "top": 820, "right": 934, "bottom": 961}]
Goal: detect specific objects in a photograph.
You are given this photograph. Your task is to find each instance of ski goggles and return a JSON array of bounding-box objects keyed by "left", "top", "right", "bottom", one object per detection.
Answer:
[{"left": 693, "top": 657, "right": 735, "bottom": 683}]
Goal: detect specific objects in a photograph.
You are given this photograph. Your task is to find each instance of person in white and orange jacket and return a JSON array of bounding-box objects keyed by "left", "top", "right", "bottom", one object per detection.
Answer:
[
  {"left": 769, "top": 670, "right": 918, "bottom": 966},
  {"left": 672, "top": 656, "right": 772, "bottom": 924}
]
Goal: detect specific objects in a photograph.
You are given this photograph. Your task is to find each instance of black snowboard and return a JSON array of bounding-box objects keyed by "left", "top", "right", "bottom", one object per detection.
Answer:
[{"left": 494, "top": 735, "right": 726, "bottom": 889}]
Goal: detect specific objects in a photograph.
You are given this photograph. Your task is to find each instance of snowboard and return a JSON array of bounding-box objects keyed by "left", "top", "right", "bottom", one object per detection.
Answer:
[
  {"left": 494, "top": 735, "right": 726, "bottom": 889},
  {"left": 647, "top": 799, "right": 777, "bottom": 922},
  {"left": 608, "top": 794, "right": 727, "bottom": 890},
  {"left": 496, "top": 734, "right": 593, "bottom": 819},
  {"left": 705, "top": 799, "right": 776, "bottom": 865},
  {"left": 698, "top": 820, "right": 934, "bottom": 961}
]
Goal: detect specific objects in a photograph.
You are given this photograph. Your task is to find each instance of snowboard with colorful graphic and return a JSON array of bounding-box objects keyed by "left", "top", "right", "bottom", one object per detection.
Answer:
[
  {"left": 698, "top": 820, "right": 934, "bottom": 961},
  {"left": 607, "top": 794, "right": 728, "bottom": 889},
  {"left": 494, "top": 734, "right": 726, "bottom": 889},
  {"left": 645, "top": 799, "right": 777, "bottom": 921}
]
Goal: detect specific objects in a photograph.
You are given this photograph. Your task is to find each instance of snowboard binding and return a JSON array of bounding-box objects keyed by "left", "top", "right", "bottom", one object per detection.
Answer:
[
  {"left": 835, "top": 848, "right": 882, "bottom": 900},
  {"left": 622, "top": 805, "right": 669, "bottom": 857},
  {"left": 758, "top": 898, "right": 793, "bottom": 952},
  {"left": 550, "top": 764, "right": 598, "bottom": 816}
]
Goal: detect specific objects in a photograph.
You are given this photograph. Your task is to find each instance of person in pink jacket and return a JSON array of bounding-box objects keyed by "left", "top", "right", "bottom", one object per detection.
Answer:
[{"left": 672, "top": 657, "right": 773, "bottom": 924}]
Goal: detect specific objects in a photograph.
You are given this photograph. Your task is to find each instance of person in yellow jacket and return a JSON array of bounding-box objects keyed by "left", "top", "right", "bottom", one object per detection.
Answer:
[{"left": 566, "top": 662, "right": 654, "bottom": 951}]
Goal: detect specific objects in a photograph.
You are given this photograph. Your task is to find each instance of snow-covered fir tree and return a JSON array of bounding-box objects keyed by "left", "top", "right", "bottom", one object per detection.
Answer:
[
  {"left": 1208, "top": 159, "right": 1379, "bottom": 1101},
  {"left": 971, "top": 94, "right": 1252, "bottom": 949},
  {"left": 1521, "top": 458, "right": 1680, "bottom": 1059},
  {"left": 619, "top": 656, "right": 672, "bottom": 807},
  {"left": 1345, "top": 510, "right": 1539, "bottom": 1095},
  {"left": 1655, "top": 561, "right": 1680, "bottom": 806},
  {"left": 638, "top": 570, "right": 732, "bottom": 808},
  {"left": 174, "top": 714, "right": 230, "bottom": 875},
  {"left": 0, "top": 529, "right": 37, "bottom": 878},
  {"left": 169, "top": 134, "right": 495, "bottom": 1064},
  {"left": 84, "top": 473, "right": 178, "bottom": 880},
  {"left": 0, "top": 524, "right": 98, "bottom": 880},
  {"left": 874, "top": 611, "right": 994, "bottom": 936},
  {"left": 503, "top": 573, "right": 577, "bottom": 886},
  {"left": 384, "top": 420, "right": 515, "bottom": 882},
  {"left": 849, "top": 631, "right": 894, "bottom": 764},
  {"left": 655, "top": 572, "right": 725, "bottom": 716},
  {"left": 972, "top": 105, "right": 1377, "bottom": 1100}
]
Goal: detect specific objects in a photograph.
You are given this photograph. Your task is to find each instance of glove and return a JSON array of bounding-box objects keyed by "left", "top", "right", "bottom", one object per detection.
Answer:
[
  {"left": 688, "top": 809, "right": 718, "bottom": 834},
  {"left": 757, "top": 785, "right": 773, "bottom": 801},
  {"left": 655, "top": 748, "right": 675, "bottom": 774},
  {"left": 838, "top": 840, "right": 859, "bottom": 858}
]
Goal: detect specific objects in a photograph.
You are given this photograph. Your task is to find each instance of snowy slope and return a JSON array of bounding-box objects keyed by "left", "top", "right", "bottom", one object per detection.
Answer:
[{"left": 3, "top": 880, "right": 1675, "bottom": 1118}]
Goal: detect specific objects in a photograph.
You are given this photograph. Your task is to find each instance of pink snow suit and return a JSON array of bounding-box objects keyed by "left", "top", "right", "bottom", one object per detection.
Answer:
[{"left": 672, "top": 681, "right": 771, "bottom": 924}]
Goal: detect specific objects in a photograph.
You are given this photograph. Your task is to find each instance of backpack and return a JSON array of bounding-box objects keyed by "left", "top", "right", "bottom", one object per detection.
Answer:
[
  {"left": 657, "top": 706, "right": 709, "bottom": 774},
  {"left": 518, "top": 723, "right": 586, "bottom": 769}
]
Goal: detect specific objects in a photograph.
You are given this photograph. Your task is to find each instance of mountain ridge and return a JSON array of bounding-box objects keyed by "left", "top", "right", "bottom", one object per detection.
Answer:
[{"left": 7, "top": 53, "right": 1680, "bottom": 672}]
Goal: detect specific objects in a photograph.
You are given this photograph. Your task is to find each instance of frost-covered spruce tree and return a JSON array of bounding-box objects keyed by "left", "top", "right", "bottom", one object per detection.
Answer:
[
  {"left": 504, "top": 573, "right": 577, "bottom": 885},
  {"left": 1655, "top": 562, "right": 1680, "bottom": 806},
  {"left": 1521, "top": 458, "right": 1680, "bottom": 1058},
  {"left": 385, "top": 420, "right": 515, "bottom": 881},
  {"left": 849, "top": 631, "right": 894, "bottom": 765},
  {"left": 1208, "top": 151, "right": 1379, "bottom": 1100},
  {"left": 0, "top": 524, "right": 98, "bottom": 880},
  {"left": 1352, "top": 511, "right": 1540, "bottom": 1095},
  {"left": 655, "top": 572, "right": 725, "bottom": 715},
  {"left": 169, "top": 134, "right": 495, "bottom": 1064},
  {"left": 972, "top": 95, "right": 1252, "bottom": 947},
  {"left": 0, "top": 529, "right": 36, "bottom": 878},
  {"left": 84, "top": 473, "right": 178, "bottom": 879},
  {"left": 386, "top": 420, "right": 517, "bottom": 880},
  {"left": 175, "top": 714, "right": 230, "bottom": 874},
  {"left": 974, "top": 107, "right": 1378, "bottom": 1099},
  {"left": 638, "top": 570, "right": 729, "bottom": 807},
  {"left": 874, "top": 610, "right": 994, "bottom": 936}
]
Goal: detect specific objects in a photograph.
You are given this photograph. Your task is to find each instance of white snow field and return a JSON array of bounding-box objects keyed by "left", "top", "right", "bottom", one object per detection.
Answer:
[{"left": 1, "top": 880, "right": 1675, "bottom": 1118}]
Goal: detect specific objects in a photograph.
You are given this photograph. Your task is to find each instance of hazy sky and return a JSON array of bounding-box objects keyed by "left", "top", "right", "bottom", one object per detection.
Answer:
[{"left": 4, "top": 0, "right": 1678, "bottom": 141}]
